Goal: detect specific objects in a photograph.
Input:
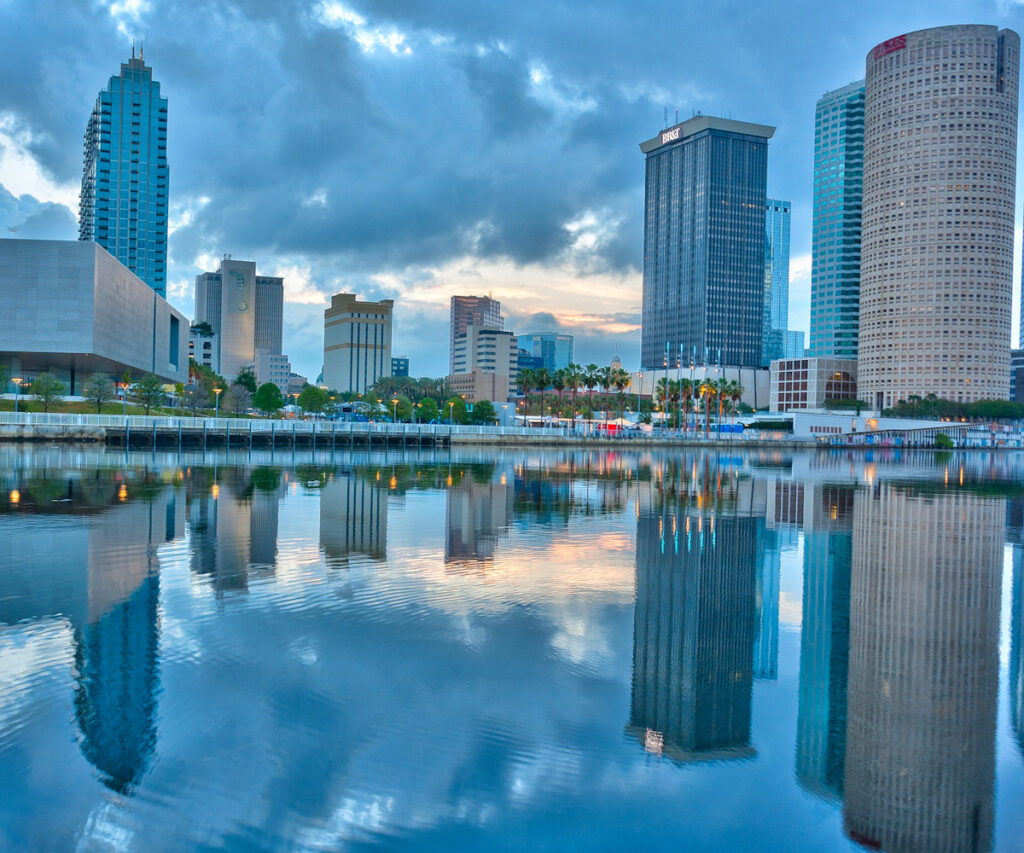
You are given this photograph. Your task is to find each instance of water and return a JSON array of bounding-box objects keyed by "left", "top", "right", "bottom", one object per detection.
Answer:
[{"left": 1, "top": 444, "right": 1022, "bottom": 851}]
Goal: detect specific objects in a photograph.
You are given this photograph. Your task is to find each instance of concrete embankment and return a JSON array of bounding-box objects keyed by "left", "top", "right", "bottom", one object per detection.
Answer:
[{"left": 0, "top": 424, "right": 107, "bottom": 443}]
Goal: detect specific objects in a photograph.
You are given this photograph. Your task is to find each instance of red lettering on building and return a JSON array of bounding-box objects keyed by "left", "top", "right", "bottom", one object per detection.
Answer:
[{"left": 873, "top": 35, "right": 907, "bottom": 59}]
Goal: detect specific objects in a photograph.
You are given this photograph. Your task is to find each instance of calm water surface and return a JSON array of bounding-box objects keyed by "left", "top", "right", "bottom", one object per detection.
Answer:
[{"left": 1, "top": 445, "right": 1023, "bottom": 851}]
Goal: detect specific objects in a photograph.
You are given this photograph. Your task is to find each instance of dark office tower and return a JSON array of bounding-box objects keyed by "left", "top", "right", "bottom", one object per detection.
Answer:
[
  {"left": 79, "top": 49, "right": 168, "bottom": 296},
  {"left": 808, "top": 82, "right": 864, "bottom": 359},
  {"left": 639, "top": 116, "right": 774, "bottom": 370},
  {"left": 627, "top": 508, "right": 758, "bottom": 762},
  {"left": 795, "top": 526, "right": 853, "bottom": 801},
  {"left": 450, "top": 295, "right": 502, "bottom": 373},
  {"left": 844, "top": 485, "right": 1002, "bottom": 852}
]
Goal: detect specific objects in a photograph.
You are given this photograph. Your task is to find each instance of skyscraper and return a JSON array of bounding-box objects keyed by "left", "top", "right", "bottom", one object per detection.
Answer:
[
  {"left": 858, "top": 26, "right": 1020, "bottom": 408},
  {"left": 639, "top": 116, "right": 774, "bottom": 370},
  {"left": 449, "top": 295, "right": 502, "bottom": 373},
  {"left": 763, "top": 199, "right": 792, "bottom": 366},
  {"left": 79, "top": 50, "right": 168, "bottom": 296},
  {"left": 808, "top": 82, "right": 864, "bottom": 360},
  {"left": 194, "top": 257, "right": 284, "bottom": 377}
]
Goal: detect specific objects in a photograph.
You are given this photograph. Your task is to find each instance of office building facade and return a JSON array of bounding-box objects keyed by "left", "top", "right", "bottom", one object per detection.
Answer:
[
  {"left": 809, "top": 82, "right": 865, "bottom": 359},
  {"left": 79, "top": 51, "right": 168, "bottom": 296},
  {"left": 640, "top": 116, "right": 774, "bottom": 370},
  {"left": 449, "top": 326, "right": 518, "bottom": 402},
  {"left": 450, "top": 295, "right": 502, "bottom": 373},
  {"left": 770, "top": 357, "right": 858, "bottom": 412},
  {"left": 193, "top": 257, "right": 284, "bottom": 381},
  {"left": 322, "top": 293, "right": 393, "bottom": 394},
  {"left": 391, "top": 356, "right": 409, "bottom": 377},
  {"left": 519, "top": 332, "right": 574, "bottom": 373},
  {"left": 0, "top": 239, "right": 188, "bottom": 390},
  {"left": 859, "top": 26, "right": 1020, "bottom": 408},
  {"left": 763, "top": 199, "right": 792, "bottom": 366}
]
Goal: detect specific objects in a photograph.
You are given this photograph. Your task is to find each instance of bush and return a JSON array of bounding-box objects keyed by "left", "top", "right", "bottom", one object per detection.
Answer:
[{"left": 934, "top": 432, "right": 954, "bottom": 449}]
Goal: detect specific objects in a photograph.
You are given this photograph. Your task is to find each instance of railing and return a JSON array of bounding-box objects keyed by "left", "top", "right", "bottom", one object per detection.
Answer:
[{"left": 0, "top": 412, "right": 567, "bottom": 438}]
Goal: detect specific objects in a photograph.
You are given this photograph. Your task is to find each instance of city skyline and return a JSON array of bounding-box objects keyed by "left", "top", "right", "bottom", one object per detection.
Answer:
[{"left": 1, "top": 2, "right": 1023, "bottom": 381}]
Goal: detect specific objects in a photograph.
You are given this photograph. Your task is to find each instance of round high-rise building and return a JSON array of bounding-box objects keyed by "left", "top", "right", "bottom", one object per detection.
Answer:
[{"left": 858, "top": 25, "right": 1019, "bottom": 410}]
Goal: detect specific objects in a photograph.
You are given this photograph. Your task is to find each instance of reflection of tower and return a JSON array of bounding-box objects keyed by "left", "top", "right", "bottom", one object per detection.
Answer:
[
  {"left": 75, "top": 490, "right": 182, "bottom": 792},
  {"left": 844, "top": 485, "right": 1002, "bottom": 852},
  {"left": 796, "top": 526, "right": 852, "bottom": 801},
  {"left": 187, "top": 471, "right": 283, "bottom": 590},
  {"left": 754, "top": 521, "right": 780, "bottom": 680},
  {"left": 1011, "top": 536, "right": 1024, "bottom": 759},
  {"left": 628, "top": 509, "right": 758, "bottom": 762},
  {"left": 319, "top": 472, "right": 387, "bottom": 565},
  {"left": 445, "top": 474, "right": 513, "bottom": 565}
]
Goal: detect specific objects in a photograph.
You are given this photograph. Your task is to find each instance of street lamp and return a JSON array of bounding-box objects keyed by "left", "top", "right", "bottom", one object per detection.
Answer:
[
  {"left": 213, "top": 386, "right": 223, "bottom": 418},
  {"left": 448, "top": 401, "right": 455, "bottom": 425},
  {"left": 117, "top": 380, "right": 130, "bottom": 416},
  {"left": 637, "top": 371, "right": 643, "bottom": 417},
  {"left": 391, "top": 397, "right": 398, "bottom": 423},
  {"left": 11, "top": 377, "right": 22, "bottom": 414}
]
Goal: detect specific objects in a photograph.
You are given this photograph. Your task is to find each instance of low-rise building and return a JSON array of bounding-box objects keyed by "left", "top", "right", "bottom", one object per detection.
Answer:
[
  {"left": 770, "top": 358, "right": 858, "bottom": 413},
  {"left": 0, "top": 239, "right": 188, "bottom": 391},
  {"left": 391, "top": 356, "right": 409, "bottom": 378},
  {"left": 254, "top": 348, "right": 292, "bottom": 396},
  {"left": 189, "top": 324, "right": 219, "bottom": 373}
]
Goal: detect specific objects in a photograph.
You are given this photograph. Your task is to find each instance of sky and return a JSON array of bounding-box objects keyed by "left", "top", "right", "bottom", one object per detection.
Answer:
[{"left": 0, "top": 0, "right": 1023, "bottom": 382}]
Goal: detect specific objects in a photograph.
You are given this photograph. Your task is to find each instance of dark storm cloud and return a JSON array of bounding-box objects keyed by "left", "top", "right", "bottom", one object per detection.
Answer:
[{"left": 0, "top": 187, "right": 76, "bottom": 239}]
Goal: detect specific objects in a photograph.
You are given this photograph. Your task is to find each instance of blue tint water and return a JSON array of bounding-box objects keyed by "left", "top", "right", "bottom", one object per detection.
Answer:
[{"left": 0, "top": 446, "right": 1022, "bottom": 851}]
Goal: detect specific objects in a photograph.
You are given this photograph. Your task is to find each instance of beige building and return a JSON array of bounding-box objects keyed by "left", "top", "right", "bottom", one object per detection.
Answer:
[
  {"left": 770, "top": 357, "right": 858, "bottom": 412},
  {"left": 448, "top": 326, "right": 518, "bottom": 402},
  {"left": 322, "top": 293, "right": 393, "bottom": 394},
  {"left": 858, "top": 25, "right": 1020, "bottom": 409}
]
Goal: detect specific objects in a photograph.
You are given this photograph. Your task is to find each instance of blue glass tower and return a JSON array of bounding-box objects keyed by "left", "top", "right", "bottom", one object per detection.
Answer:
[
  {"left": 639, "top": 116, "right": 774, "bottom": 370},
  {"left": 762, "top": 199, "right": 791, "bottom": 366},
  {"left": 808, "top": 82, "right": 863, "bottom": 359},
  {"left": 79, "top": 50, "right": 169, "bottom": 296}
]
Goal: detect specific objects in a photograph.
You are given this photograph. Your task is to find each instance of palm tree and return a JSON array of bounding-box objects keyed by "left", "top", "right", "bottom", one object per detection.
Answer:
[
  {"left": 679, "top": 378, "right": 693, "bottom": 432},
  {"left": 584, "top": 364, "right": 600, "bottom": 417},
  {"left": 699, "top": 378, "right": 714, "bottom": 438},
  {"left": 598, "top": 366, "right": 613, "bottom": 414},
  {"left": 612, "top": 368, "right": 630, "bottom": 422},
  {"left": 518, "top": 367, "right": 535, "bottom": 415},
  {"left": 551, "top": 369, "right": 567, "bottom": 420},
  {"left": 535, "top": 367, "right": 550, "bottom": 422},
  {"left": 728, "top": 380, "right": 744, "bottom": 427},
  {"left": 565, "top": 363, "right": 583, "bottom": 422}
]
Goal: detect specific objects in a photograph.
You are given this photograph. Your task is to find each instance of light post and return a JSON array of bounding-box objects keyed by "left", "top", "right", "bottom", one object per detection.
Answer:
[
  {"left": 637, "top": 371, "right": 643, "bottom": 417},
  {"left": 391, "top": 397, "right": 399, "bottom": 423},
  {"left": 11, "top": 377, "right": 22, "bottom": 413},
  {"left": 116, "top": 380, "right": 129, "bottom": 415},
  {"left": 213, "top": 386, "right": 223, "bottom": 418},
  {"left": 448, "top": 401, "right": 455, "bottom": 425}
]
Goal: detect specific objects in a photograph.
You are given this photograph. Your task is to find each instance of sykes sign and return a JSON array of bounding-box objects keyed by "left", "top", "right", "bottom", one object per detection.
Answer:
[{"left": 873, "top": 35, "right": 906, "bottom": 59}]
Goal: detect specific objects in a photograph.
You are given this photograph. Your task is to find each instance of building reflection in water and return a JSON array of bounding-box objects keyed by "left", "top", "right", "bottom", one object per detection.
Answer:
[
  {"left": 628, "top": 489, "right": 759, "bottom": 763},
  {"left": 319, "top": 469, "right": 387, "bottom": 566},
  {"left": 796, "top": 485, "right": 855, "bottom": 802},
  {"left": 187, "top": 468, "right": 284, "bottom": 591},
  {"left": 445, "top": 464, "right": 513, "bottom": 566},
  {"left": 843, "top": 483, "right": 1002, "bottom": 853},
  {"left": 1009, "top": 498, "right": 1024, "bottom": 760},
  {"left": 0, "top": 471, "right": 184, "bottom": 793}
]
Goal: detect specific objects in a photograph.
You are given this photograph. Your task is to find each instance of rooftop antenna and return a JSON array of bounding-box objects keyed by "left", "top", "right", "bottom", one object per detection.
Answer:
[
  {"left": 664, "top": 107, "right": 668, "bottom": 128},
  {"left": 139, "top": 42, "right": 143, "bottom": 60},
  {"left": 675, "top": 108, "right": 679, "bottom": 124},
  {"left": 132, "top": 40, "right": 135, "bottom": 59}
]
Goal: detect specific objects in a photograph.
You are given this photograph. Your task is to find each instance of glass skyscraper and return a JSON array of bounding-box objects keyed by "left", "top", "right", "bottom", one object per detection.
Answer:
[
  {"left": 808, "top": 82, "right": 864, "bottom": 359},
  {"left": 763, "top": 199, "right": 791, "bottom": 366},
  {"left": 79, "top": 51, "right": 169, "bottom": 296},
  {"left": 639, "top": 116, "right": 774, "bottom": 370}
]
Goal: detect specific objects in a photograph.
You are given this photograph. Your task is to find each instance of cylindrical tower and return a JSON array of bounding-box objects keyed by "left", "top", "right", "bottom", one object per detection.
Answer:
[{"left": 859, "top": 25, "right": 1019, "bottom": 410}]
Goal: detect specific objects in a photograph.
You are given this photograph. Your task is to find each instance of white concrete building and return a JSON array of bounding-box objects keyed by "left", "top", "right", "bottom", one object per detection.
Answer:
[{"left": 449, "top": 326, "right": 518, "bottom": 402}]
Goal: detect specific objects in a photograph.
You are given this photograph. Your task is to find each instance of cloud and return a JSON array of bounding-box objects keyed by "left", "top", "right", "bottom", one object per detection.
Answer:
[{"left": 0, "top": 184, "right": 77, "bottom": 239}]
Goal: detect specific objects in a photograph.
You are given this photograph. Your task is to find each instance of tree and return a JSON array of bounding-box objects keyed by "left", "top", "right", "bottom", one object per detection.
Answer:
[
  {"left": 418, "top": 398, "right": 439, "bottom": 423},
  {"left": 584, "top": 363, "right": 600, "bottom": 417},
  {"left": 234, "top": 367, "right": 258, "bottom": 394},
  {"left": 468, "top": 399, "right": 497, "bottom": 425},
  {"left": 517, "top": 367, "right": 535, "bottom": 414},
  {"left": 612, "top": 367, "right": 631, "bottom": 421},
  {"left": 297, "top": 384, "right": 328, "bottom": 414},
  {"left": 130, "top": 373, "right": 167, "bottom": 415},
  {"left": 253, "top": 382, "right": 285, "bottom": 415},
  {"left": 444, "top": 396, "right": 468, "bottom": 424},
  {"left": 184, "top": 383, "right": 210, "bottom": 414},
  {"left": 31, "top": 373, "right": 66, "bottom": 412},
  {"left": 222, "top": 384, "right": 252, "bottom": 416},
  {"left": 534, "top": 368, "right": 550, "bottom": 421},
  {"left": 82, "top": 373, "right": 115, "bottom": 413},
  {"left": 191, "top": 321, "right": 214, "bottom": 337},
  {"left": 565, "top": 363, "right": 583, "bottom": 420}
]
